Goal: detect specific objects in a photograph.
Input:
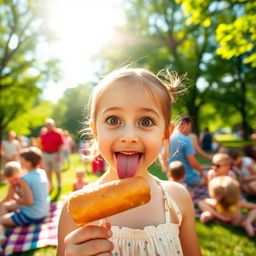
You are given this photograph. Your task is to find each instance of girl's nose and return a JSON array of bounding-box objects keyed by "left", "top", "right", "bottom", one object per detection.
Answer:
[{"left": 120, "top": 127, "right": 138, "bottom": 143}]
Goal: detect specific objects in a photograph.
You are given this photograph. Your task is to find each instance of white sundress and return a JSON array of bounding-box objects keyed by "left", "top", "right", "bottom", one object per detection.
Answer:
[{"left": 109, "top": 179, "right": 183, "bottom": 256}]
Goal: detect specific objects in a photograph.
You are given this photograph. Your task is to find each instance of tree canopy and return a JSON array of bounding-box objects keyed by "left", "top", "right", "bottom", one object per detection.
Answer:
[
  {"left": 178, "top": 0, "right": 256, "bottom": 67},
  {"left": 0, "top": 0, "right": 60, "bottom": 139}
]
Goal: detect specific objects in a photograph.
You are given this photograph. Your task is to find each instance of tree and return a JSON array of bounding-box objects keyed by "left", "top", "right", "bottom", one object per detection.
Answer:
[
  {"left": 52, "top": 84, "right": 93, "bottom": 141},
  {"left": 0, "top": 0, "right": 60, "bottom": 140},
  {"left": 178, "top": 0, "right": 256, "bottom": 138},
  {"left": 94, "top": 0, "right": 221, "bottom": 133},
  {"left": 7, "top": 100, "right": 54, "bottom": 136},
  {"left": 177, "top": 0, "right": 256, "bottom": 67}
]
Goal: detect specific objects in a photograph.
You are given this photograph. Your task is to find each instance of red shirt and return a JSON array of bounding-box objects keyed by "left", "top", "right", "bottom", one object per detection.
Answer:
[{"left": 41, "top": 130, "right": 64, "bottom": 153}]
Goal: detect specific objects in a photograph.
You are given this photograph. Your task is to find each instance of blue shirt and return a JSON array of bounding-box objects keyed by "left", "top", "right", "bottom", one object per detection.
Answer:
[
  {"left": 21, "top": 169, "right": 50, "bottom": 219},
  {"left": 169, "top": 131, "right": 195, "bottom": 178}
]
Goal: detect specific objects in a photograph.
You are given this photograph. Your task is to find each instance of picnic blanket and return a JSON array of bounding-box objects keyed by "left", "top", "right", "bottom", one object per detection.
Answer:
[{"left": 3, "top": 201, "right": 63, "bottom": 256}]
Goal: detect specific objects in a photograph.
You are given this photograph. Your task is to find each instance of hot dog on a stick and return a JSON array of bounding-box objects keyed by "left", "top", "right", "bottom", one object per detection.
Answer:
[{"left": 68, "top": 176, "right": 151, "bottom": 226}]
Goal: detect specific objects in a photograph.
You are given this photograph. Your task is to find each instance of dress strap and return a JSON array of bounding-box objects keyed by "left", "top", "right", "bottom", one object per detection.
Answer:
[{"left": 155, "top": 178, "right": 182, "bottom": 225}]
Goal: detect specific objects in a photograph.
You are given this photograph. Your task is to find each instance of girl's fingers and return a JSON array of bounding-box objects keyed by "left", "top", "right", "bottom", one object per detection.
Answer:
[
  {"left": 65, "top": 238, "right": 114, "bottom": 256},
  {"left": 65, "top": 225, "right": 112, "bottom": 245},
  {"left": 64, "top": 224, "right": 114, "bottom": 256}
]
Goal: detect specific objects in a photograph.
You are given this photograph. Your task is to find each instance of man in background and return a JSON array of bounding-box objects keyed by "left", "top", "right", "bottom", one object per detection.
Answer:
[
  {"left": 170, "top": 115, "right": 206, "bottom": 187},
  {"left": 40, "top": 119, "right": 63, "bottom": 191}
]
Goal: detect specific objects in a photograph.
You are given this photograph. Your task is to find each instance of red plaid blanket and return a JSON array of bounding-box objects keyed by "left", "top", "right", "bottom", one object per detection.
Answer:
[{"left": 3, "top": 201, "right": 63, "bottom": 256}]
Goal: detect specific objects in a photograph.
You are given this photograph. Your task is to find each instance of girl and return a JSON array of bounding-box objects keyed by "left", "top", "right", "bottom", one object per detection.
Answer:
[
  {"left": 229, "top": 147, "right": 256, "bottom": 196},
  {"left": 57, "top": 67, "right": 202, "bottom": 256},
  {"left": 73, "top": 169, "right": 89, "bottom": 191},
  {"left": 198, "top": 176, "right": 256, "bottom": 237},
  {"left": 207, "top": 153, "right": 237, "bottom": 184}
]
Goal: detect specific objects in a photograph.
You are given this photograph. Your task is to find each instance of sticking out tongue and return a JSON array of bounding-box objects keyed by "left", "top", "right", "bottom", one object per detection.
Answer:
[{"left": 117, "top": 153, "right": 140, "bottom": 179}]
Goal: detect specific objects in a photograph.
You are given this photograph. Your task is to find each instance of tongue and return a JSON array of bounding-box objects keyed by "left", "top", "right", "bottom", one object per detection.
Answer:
[{"left": 117, "top": 153, "right": 140, "bottom": 179}]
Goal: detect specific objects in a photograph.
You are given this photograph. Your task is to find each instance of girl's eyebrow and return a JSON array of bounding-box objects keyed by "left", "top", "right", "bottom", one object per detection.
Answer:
[{"left": 102, "top": 107, "right": 160, "bottom": 117}]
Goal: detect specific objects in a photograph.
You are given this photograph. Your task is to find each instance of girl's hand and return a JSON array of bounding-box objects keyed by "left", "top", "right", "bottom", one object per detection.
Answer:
[{"left": 64, "top": 222, "right": 114, "bottom": 256}]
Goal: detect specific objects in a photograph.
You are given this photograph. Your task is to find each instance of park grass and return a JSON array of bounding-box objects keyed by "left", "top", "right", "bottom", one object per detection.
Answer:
[{"left": 1, "top": 149, "right": 256, "bottom": 255}]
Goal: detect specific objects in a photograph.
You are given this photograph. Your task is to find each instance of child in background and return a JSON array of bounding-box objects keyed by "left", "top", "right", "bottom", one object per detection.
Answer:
[
  {"left": 167, "top": 160, "right": 186, "bottom": 184},
  {"left": 207, "top": 153, "right": 237, "bottom": 184},
  {"left": 0, "top": 162, "right": 24, "bottom": 215},
  {"left": 57, "top": 67, "right": 202, "bottom": 256},
  {"left": 167, "top": 161, "right": 196, "bottom": 199},
  {"left": 198, "top": 176, "right": 256, "bottom": 237},
  {"left": 229, "top": 146, "right": 256, "bottom": 196},
  {"left": 92, "top": 154, "right": 105, "bottom": 174},
  {"left": 73, "top": 169, "right": 89, "bottom": 191},
  {"left": 0, "top": 147, "right": 50, "bottom": 251}
]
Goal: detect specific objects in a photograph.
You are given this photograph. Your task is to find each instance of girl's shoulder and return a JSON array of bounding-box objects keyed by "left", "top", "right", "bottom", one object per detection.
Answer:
[{"left": 160, "top": 180, "right": 192, "bottom": 212}]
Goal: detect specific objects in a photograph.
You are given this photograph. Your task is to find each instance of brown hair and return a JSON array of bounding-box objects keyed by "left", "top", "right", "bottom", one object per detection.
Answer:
[
  {"left": 209, "top": 176, "right": 240, "bottom": 211},
  {"left": 242, "top": 144, "right": 256, "bottom": 161},
  {"left": 168, "top": 161, "right": 185, "bottom": 181},
  {"left": 3, "top": 161, "right": 21, "bottom": 178},
  {"left": 20, "top": 146, "right": 42, "bottom": 167},
  {"left": 177, "top": 114, "right": 193, "bottom": 127},
  {"left": 85, "top": 67, "right": 182, "bottom": 163}
]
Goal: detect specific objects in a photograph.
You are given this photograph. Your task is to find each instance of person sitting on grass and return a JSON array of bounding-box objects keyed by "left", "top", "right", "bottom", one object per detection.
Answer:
[
  {"left": 229, "top": 145, "right": 256, "bottom": 197},
  {"left": 0, "top": 147, "right": 50, "bottom": 252},
  {"left": 207, "top": 153, "right": 237, "bottom": 184},
  {"left": 198, "top": 176, "right": 256, "bottom": 237},
  {"left": 73, "top": 169, "right": 89, "bottom": 191},
  {"left": 0, "top": 161, "right": 24, "bottom": 216}
]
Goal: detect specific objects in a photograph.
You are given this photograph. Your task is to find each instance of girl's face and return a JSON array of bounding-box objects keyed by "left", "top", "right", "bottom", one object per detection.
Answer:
[
  {"left": 6, "top": 171, "right": 20, "bottom": 186},
  {"left": 93, "top": 83, "right": 167, "bottom": 179},
  {"left": 212, "top": 155, "right": 230, "bottom": 174}
]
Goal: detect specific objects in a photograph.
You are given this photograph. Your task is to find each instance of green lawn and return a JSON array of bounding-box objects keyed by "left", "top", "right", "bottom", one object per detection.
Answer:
[{"left": 0, "top": 149, "right": 256, "bottom": 255}]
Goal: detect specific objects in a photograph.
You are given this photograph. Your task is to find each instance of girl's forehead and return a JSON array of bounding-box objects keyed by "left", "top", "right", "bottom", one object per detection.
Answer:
[{"left": 98, "top": 82, "right": 163, "bottom": 110}]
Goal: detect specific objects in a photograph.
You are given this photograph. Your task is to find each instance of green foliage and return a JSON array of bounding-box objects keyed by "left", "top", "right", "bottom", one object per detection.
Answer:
[
  {"left": 178, "top": 0, "right": 256, "bottom": 67},
  {"left": 7, "top": 100, "right": 54, "bottom": 136},
  {"left": 52, "top": 84, "right": 93, "bottom": 141},
  {"left": 0, "top": 0, "right": 60, "bottom": 137},
  {"left": 94, "top": 0, "right": 222, "bottom": 133}
]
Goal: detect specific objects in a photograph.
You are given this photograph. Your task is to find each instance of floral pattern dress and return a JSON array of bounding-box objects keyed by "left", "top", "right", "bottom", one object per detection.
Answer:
[{"left": 108, "top": 179, "right": 183, "bottom": 256}]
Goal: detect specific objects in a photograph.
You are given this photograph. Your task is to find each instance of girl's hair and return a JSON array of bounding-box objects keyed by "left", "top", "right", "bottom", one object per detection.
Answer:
[
  {"left": 213, "top": 153, "right": 231, "bottom": 165},
  {"left": 20, "top": 146, "right": 42, "bottom": 167},
  {"left": 227, "top": 148, "right": 240, "bottom": 160},
  {"left": 84, "top": 67, "right": 182, "bottom": 163},
  {"left": 3, "top": 161, "right": 21, "bottom": 177},
  {"left": 242, "top": 144, "right": 256, "bottom": 161},
  {"left": 209, "top": 176, "right": 240, "bottom": 211}
]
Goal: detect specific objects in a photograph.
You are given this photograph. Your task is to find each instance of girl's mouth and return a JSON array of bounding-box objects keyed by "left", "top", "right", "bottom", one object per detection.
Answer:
[{"left": 115, "top": 152, "right": 143, "bottom": 179}]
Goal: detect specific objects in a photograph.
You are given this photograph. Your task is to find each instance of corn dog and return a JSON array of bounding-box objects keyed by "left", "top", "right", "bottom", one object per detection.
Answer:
[{"left": 67, "top": 176, "right": 151, "bottom": 226}]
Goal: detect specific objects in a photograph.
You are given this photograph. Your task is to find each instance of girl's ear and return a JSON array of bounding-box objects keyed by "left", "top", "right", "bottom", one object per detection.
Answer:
[{"left": 90, "top": 122, "right": 98, "bottom": 140}]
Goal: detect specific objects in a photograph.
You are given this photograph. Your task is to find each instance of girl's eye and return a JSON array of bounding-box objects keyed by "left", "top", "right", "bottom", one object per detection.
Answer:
[
  {"left": 106, "top": 116, "right": 121, "bottom": 126},
  {"left": 139, "top": 118, "right": 154, "bottom": 127}
]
